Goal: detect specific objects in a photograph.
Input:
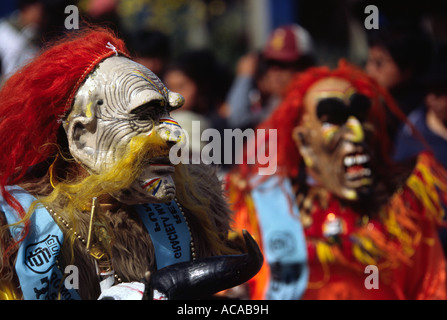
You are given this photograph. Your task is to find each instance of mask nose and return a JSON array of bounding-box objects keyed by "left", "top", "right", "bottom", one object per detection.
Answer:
[
  {"left": 156, "top": 117, "right": 184, "bottom": 145},
  {"left": 344, "top": 116, "right": 365, "bottom": 143}
]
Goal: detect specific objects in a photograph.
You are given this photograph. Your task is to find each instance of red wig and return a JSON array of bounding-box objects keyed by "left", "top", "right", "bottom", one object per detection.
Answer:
[
  {"left": 239, "top": 60, "right": 413, "bottom": 181},
  {"left": 0, "top": 27, "right": 130, "bottom": 247}
]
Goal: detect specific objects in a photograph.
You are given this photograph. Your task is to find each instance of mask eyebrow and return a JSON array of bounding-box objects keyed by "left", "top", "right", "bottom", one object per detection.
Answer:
[
  {"left": 312, "top": 86, "right": 356, "bottom": 101},
  {"left": 131, "top": 70, "right": 167, "bottom": 96}
]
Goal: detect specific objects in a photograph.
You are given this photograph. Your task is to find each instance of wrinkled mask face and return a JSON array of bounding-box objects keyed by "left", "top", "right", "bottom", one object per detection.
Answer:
[
  {"left": 293, "top": 77, "right": 376, "bottom": 201},
  {"left": 63, "top": 56, "right": 185, "bottom": 204}
]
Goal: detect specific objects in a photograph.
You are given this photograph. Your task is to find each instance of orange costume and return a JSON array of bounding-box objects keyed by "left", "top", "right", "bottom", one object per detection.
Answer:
[{"left": 226, "top": 62, "right": 447, "bottom": 300}]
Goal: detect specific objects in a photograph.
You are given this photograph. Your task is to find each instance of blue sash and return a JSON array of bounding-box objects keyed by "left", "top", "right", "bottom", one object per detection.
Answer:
[
  {"left": 1, "top": 186, "right": 80, "bottom": 300},
  {"left": 134, "top": 201, "right": 191, "bottom": 269},
  {"left": 250, "top": 176, "right": 308, "bottom": 300},
  {"left": 2, "top": 187, "right": 191, "bottom": 298}
]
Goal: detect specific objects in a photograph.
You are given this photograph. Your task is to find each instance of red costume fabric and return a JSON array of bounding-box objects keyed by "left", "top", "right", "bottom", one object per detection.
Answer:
[
  {"left": 228, "top": 151, "right": 447, "bottom": 300},
  {"left": 302, "top": 152, "right": 447, "bottom": 299}
]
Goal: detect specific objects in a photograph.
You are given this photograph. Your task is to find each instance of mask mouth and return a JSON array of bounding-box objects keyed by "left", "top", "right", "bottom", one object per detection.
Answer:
[
  {"left": 148, "top": 156, "right": 172, "bottom": 165},
  {"left": 147, "top": 157, "right": 175, "bottom": 174},
  {"left": 342, "top": 152, "right": 373, "bottom": 188}
]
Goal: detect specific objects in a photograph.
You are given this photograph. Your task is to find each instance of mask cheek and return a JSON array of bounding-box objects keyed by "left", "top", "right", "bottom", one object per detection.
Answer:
[
  {"left": 140, "top": 177, "right": 162, "bottom": 196},
  {"left": 293, "top": 126, "right": 316, "bottom": 169},
  {"left": 321, "top": 123, "right": 338, "bottom": 144},
  {"left": 137, "top": 168, "right": 176, "bottom": 198}
]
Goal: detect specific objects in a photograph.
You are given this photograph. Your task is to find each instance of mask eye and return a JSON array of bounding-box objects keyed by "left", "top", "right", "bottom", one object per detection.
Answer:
[
  {"left": 349, "top": 94, "right": 371, "bottom": 122},
  {"left": 316, "top": 98, "right": 349, "bottom": 125},
  {"left": 130, "top": 99, "right": 166, "bottom": 121}
]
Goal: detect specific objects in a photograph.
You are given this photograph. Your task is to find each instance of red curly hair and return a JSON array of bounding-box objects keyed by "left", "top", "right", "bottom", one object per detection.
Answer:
[{"left": 0, "top": 27, "right": 130, "bottom": 257}]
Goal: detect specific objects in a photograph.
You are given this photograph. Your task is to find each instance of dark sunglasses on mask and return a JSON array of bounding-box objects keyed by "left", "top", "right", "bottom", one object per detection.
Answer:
[{"left": 316, "top": 93, "right": 372, "bottom": 125}]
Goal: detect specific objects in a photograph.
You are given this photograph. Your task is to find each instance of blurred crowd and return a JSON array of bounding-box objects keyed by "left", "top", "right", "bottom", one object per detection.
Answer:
[
  {"left": 1, "top": 1, "right": 446, "bottom": 171},
  {"left": 1, "top": 0, "right": 447, "bottom": 300}
]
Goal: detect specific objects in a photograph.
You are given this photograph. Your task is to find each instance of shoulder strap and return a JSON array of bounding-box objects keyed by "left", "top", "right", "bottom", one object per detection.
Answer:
[{"left": 1, "top": 186, "right": 80, "bottom": 300}]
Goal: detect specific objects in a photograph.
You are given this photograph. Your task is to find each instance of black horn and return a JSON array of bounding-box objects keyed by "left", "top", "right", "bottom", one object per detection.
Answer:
[{"left": 145, "top": 230, "right": 263, "bottom": 300}]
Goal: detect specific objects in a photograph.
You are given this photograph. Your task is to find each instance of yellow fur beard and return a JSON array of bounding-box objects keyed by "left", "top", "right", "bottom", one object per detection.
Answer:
[
  {"left": 33, "top": 132, "right": 234, "bottom": 257},
  {"left": 39, "top": 133, "right": 170, "bottom": 212}
]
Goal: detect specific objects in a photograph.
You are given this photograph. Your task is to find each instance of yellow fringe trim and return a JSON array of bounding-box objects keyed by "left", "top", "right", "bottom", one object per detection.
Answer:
[{"left": 355, "top": 153, "right": 447, "bottom": 268}]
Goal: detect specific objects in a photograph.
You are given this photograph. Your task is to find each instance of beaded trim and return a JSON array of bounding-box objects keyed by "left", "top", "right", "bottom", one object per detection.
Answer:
[
  {"left": 46, "top": 198, "right": 195, "bottom": 285},
  {"left": 174, "top": 198, "right": 196, "bottom": 261}
]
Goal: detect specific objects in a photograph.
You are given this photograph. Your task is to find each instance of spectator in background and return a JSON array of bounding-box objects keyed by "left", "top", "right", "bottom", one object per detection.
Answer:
[
  {"left": 0, "top": 0, "right": 43, "bottom": 81},
  {"left": 393, "top": 60, "right": 447, "bottom": 258},
  {"left": 125, "top": 29, "right": 171, "bottom": 81},
  {"left": 0, "top": 0, "right": 78, "bottom": 83},
  {"left": 165, "top": 49, "right": 232, "bottom": 130},
  {"left": 365, "top": 24, "right": 434, "bottom": 138},
  {"left": 394, "top": 60, "right": 447, "bottom": 169},
  {"left": 164, "top": 49, "right": 232, "bottom": 167},
  {"left": 226, "top": 24, "right": 317, "bottom": 130}
]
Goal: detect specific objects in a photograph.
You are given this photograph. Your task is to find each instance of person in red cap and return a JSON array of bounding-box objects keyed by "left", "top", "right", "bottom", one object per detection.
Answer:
[{"left": 226, "top": 24, "right": 317, "bottom": 130}]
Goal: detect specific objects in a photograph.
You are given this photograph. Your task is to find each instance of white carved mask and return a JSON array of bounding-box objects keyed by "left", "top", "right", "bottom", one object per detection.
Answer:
[{"left": 63, "top": 56, "right": 185, "bottom": 204}]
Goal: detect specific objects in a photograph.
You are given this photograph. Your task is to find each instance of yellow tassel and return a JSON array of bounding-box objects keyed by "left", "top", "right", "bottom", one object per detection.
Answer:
[
  {"left": 352, "top": 243, "right": 377, "bottom": 265},
  {"left": 49, "top": 154, "right": 59, "bottom": 189},
  {"left": 316, "top": 241, "right": 335, "bottom": 264},
  {"left": 0, "top": 281, "right": 22, "bottom": 300}
]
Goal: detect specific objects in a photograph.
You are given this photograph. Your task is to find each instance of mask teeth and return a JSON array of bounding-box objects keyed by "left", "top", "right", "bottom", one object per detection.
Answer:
[{"left": 343, "top": 153, "right": 370, "bottom": 167}]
